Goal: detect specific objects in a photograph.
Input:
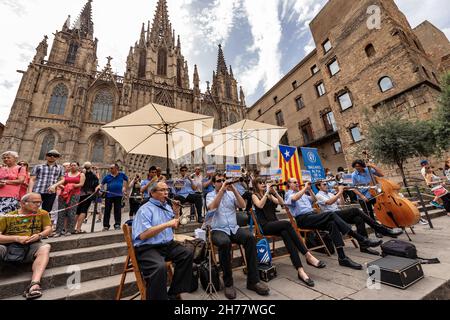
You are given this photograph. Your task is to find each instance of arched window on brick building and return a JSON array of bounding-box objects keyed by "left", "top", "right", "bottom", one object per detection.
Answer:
[
  {"left": 91, "top": 138, "right": 105, "bottom": 164},
  {"left": 39, "top": 133, "right": 55, "bottom": 160},
  {"left": 365, "top": 44, "right": 376, "bottom": 58},
  {"left": 92, "top": 90, "right": 114, "bottom": 123},
  {"left": 379, "top": 76, "right": 394, "bottom": 92},
  {"left": 66, "top": 42, "right": 79, "bottom": 65},
  {"left": 48, "top": 83, "right": 68, "bottom": 115},
  {"left": 157, "top": 48, "right": 167, "bottom": 76}
]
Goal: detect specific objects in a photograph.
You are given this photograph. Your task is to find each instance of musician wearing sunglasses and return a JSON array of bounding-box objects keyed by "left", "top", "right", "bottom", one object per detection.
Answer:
[
  {"left": 315, "top": 182, "right": 403, "bottom": 256},
  {"left": 206, "top": 173, "right": 270, "bottom": 300},
  {"left": 172, "top": 165, "right": 204, "bottom": 223},
  {"left": 132, "top": 182, "right": 193, "bottom": 300},
  {"left": 285, "top": 178, "right": 383, "bottom": 270},
  {"left": 252, "top": 178, "right": 325, "bottom": 287}
]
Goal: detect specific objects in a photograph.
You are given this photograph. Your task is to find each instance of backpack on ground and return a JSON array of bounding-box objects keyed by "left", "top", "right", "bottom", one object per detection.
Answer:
[{"left": 381, "top": 240, "right": 440, "bottom": 264}]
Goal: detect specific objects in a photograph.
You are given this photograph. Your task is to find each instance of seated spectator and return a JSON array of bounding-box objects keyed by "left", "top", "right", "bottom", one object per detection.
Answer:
[
  {"left": 0, "top": 193, "right": 52, "bottom": 300},
  {"left": 172, "top": 166, "right": 203, "bottom": 223}
]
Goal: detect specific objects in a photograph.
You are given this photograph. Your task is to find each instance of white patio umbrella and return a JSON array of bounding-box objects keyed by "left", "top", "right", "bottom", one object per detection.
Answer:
[
  {"left": 205, "top": 119, "right": 287, "bottom": 166},
  {"left": 102, "top": 103, "right": 214, "bottom": 177}
]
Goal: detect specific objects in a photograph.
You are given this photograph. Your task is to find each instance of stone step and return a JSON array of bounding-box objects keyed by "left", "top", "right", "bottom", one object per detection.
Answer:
[
  {"left": 48, "top": 242, "right": 128, "bottom": 269},
  {"left": 4, "top": 273, "right": 138, "bottom": 301},
  {"left": 44, "top": 231, "right": 126, "bottom": 252},
  {"left": 0, "top": 256, "right": 127, "bottom": 300}
]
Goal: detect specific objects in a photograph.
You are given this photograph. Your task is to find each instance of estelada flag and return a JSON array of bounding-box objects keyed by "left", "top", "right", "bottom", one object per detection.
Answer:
[{"left": 278, "top": 145, "right": 303, "bottom": 186}]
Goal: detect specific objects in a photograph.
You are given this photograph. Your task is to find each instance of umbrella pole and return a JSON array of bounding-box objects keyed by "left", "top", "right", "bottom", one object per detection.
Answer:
[{"left": 165, "top": 124, "right": 170, "bottom": 179}]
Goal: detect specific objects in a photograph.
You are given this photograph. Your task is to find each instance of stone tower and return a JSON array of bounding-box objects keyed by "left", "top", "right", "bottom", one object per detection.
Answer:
[{"left": 0, "top": 0, "right": 247, "bottom": 175}]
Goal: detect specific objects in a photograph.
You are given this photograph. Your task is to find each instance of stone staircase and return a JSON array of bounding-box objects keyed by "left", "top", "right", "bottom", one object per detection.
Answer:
[{"left": 1, "top": 199, "right": 447, "bottom": 300}]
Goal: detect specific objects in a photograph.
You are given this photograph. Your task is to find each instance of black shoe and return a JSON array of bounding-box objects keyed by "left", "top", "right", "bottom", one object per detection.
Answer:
[
  {"left": 375, "top": 232, "right": 384, "bottom": 239},
  {"left": 307, "top": 260, "right": 326, "bottom": 269},
  {"left": 224, "top": 286, "right": 237, "bottom": 300},
  {"left": 338, "top": 257, "right": 363, "bottom": 270},
  {"left": 378, "top": 227, "right": 403, "bottom": 238},
  {"left": 168, "top": 294, "right": 182, "bottom": 300},
  {"left": 360, "top": 247, "right": 381, "bottom": 256},
  {"left": 360, "top": 238, "right": 383, "bottom": 248},
  {"left": 247, "top": 282, "right": 270, "bottom": 296},
  {"left": 298, "top": 274, "right": 315, "bottom": 287}
]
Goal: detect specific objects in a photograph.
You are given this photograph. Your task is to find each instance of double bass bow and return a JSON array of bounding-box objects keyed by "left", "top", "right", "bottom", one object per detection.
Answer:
[{"left": 362, "top": 151, "right": 420, "bottom": 230}]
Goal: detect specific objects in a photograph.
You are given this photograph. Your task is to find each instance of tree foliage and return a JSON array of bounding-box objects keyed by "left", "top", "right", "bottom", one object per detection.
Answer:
[{"left": 432, "top": 72, "right": 450, "bottom": 152}]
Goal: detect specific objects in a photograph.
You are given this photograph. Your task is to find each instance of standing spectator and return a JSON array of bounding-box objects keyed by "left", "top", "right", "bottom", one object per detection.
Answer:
[
  {"left": 424, "top": 166, "right": 450, "bottom": 212},
  {"left": 0, "top": 193, "right": 52, "bottom": 300},
  {"left": 141, "top": 166, "right": 158, "bottom": 203},
  {"left": 51, "top": 162, "right": 85, "bottom": 237},
  {"left": 27, "top": 150, "right": 64, "bottom": 222},
  {"left": 18, "top": 161, "right": 30, "bottom": 200},
  {"left": 74, "top": 162, "right": 99, "bottom": 234},
  {"left": 0, "top": 151, "right": 26, "bottom": 215},
  {"left": 172, "top": 165, "right": 203, "bottom": 223},
  {"left": 202, "top": 171, "right": 214, "bottom": 213},
  {"left": 128, "top": 174, "right": 143, "bottom": 219},
  {"left": 420, "top": 160, "right": 430, "bottom": 179},
  {"left": 96, "top": 164, "right": 128, "bottom": 231},
  {"left": 444, "top": 158, "right": 450, "bottom": 182}
]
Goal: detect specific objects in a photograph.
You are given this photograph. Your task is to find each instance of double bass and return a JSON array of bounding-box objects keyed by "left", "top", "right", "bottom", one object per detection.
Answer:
[{"left": 364, "top": 154, "right": 420, "bottom": 229}]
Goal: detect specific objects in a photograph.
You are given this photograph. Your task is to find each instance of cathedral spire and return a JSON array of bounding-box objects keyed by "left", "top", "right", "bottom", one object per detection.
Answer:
[
  {"left": 62, "top": 15, "right": 71, "bottom": 32},
  {"left": 139, "top": 22, "right": 146, "bottom": 47},
  {"left": 216, "top": 44, "right": 228, "bottom": 75},
  {"left": 33, "top": 35, "right": 48, "bottom": 64},
  {"left": 73, "top": 0, "right": 94, "bottom": 39},
  {"left": 149, "top": 0, "right": 173, "bottom": 45}
]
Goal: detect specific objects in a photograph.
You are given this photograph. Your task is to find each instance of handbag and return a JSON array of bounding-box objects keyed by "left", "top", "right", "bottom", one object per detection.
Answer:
[
  {"left": 249, "top": 215, "right": 273, "bottom": 266},
  {"left": 4, "top": 243, "right": 30, "bottom": 263},
  {"left": 183, "top": 239, "right": 207, "bottom": 264}
]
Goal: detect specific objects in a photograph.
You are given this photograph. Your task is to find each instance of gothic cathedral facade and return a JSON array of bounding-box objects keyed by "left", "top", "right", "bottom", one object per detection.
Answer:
[{"left": 0, "top": 0, "right": 246, "bottom": 173}]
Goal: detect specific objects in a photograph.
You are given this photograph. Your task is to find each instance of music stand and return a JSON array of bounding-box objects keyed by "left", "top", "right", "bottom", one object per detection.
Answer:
[{"left": 201, "top": 225, "right": 220, "bottom": 300}]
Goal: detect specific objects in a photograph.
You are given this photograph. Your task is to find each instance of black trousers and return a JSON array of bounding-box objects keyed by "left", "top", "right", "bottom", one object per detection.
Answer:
[
  {"left": 262, "top": 220, "right": 308, "bottom": 269},
  {"left": 104, "top": 196, "right": 122, "bottom": 229},
  {"left": 295, "top": 211, "right": 352, "bottom": 248},
  {"left": 359, "top": 198, "right": 377, "bottom": 221},
  {"left": 174, "top": 193, "right": 203, "bottom": 222},
  {"left": 136, "top": 241, "right": 193, "bottom": 300},
  {"left": 211, "top": 228, "right": 259, "bottom": 287},
  {"left": 40, "top": 193, "right": 57, "bottom": 214},
  {"left": 440, "top": 194, "right": 450, "bottom": 213},
  {"left": 337, "top": 207, "right": 387, "bottom": 238}
]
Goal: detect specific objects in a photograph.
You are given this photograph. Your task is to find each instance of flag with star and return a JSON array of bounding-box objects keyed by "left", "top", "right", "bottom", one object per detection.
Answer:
[{"left": 278, "top": 145, "right": 303, "bottom": 186}]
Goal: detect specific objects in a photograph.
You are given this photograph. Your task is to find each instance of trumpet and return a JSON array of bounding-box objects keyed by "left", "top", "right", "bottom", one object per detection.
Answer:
[{"left": 333, "top": 185, "right": 382, "bottom": 193}]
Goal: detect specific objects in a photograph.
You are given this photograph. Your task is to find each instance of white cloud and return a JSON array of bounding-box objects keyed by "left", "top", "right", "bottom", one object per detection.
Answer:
[{"left": 238, "top": 0, "right": 282, "bottom": 97}]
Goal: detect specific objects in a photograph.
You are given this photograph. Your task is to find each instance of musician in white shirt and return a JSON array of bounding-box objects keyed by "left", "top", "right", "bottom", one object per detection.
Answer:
[{"left": 315, "top": 182, "right": 402, "bottom": 256}]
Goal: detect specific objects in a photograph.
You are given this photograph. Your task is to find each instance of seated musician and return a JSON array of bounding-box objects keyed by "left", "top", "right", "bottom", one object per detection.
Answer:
[
  {"left": 132, "top": 182, "right": 193, "bottom": 300},
  {"left": 285, "top": 178, "right": 383, "bottom": 270},
  {"left": 252, "top": 178, "right": 325, "bottom": 287},
  {"left": 351, "top": 160, "right": 386, "bottom": 237},
  {"left": 172, "top": 165, "right": 204, "bottom": 223},
  {"left": 315, "top": 182, "right": 403, "bottom": 256},
  {"left": 206, "top": 173, "right": 270, "bottom": 300}
]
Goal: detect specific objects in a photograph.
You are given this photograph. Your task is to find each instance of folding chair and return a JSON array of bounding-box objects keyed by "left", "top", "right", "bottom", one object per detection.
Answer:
[
  {"left": 283, "top": 205, "right": 332, "bottom": 257},
  {"left": 248, "top": 208, "right": 278, "bottom": 256},
  {"left": 116, "top": 224, "right": 173, "bottom": 300},
  {"left": 208, "top": 227, "right": 248, "bottom": 274}
]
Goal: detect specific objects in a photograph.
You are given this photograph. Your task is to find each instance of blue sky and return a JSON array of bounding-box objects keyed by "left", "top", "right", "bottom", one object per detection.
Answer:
[{"left": 1, "top": 0, "right": 449, "bottom": 124}]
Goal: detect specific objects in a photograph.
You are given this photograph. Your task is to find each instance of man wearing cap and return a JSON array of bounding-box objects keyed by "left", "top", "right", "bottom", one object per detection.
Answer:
[{"left": 28, "top": 150, "right": 65, "bottom": 217}]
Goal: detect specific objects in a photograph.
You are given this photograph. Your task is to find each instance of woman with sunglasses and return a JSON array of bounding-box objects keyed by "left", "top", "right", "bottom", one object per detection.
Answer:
[{"left": 252, "top": 177, "right": 326, "bottom": 287}]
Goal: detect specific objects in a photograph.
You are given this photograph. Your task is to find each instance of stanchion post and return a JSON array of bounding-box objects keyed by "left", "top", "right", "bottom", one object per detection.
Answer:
[
  {"left": 415, "top": 185, "right": 433, "bottom": 229},
  {"left": 91, "top": 192, "right": 99, "bottom": 233}
]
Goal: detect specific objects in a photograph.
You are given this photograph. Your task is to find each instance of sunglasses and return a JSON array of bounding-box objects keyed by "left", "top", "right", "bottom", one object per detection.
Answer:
[
  {"left": 215, "top": 179, "right": 226, "bottom": 183},
  {"left": 47, "top": 154, "right": 59, "bottom": 158}
]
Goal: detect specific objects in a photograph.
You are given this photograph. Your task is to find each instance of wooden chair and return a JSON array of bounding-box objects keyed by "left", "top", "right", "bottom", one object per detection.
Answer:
[
  {"left": 284, "top": 206, "right": 332, "bottom": 256},
  {"left": 208, "top": 227, "right": 248, "bottom": 273},
  {"left": 116, "top": 224, "right": 173, "bottom": 300},
  {"left": 248, "top": 208, "right": 278, "bottom": 255}
]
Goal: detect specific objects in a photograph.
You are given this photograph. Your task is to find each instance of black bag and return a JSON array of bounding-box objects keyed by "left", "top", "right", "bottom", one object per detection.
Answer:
[
  {"left": 183, "top": 239, "right": 207, "bottom": 264},
  {"left": 305, "top": 231, "right": 335, "bottom": 255},
  {"left": 4, "top": 243, "right": 30, "bottom": 263},
  {"left": 189, "top": 264, "right": 199, "bottom": 293},
  {"left": 199, "top": 260, "right": 221, "bottom": 292},
  {"left": 381, "top": 240, "right": 440, "bottom": 264}
]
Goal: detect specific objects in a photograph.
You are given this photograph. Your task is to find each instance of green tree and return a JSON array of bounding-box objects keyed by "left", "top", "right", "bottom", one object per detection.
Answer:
[
  {"left": 432, "top": 72, "right": 450, "bottom": 152},
  {"left": 365, "top": 116, "right": 435, "bottom": 188}
]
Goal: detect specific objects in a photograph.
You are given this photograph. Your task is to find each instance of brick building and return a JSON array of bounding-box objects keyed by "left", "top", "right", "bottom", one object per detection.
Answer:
[
  {"left": 247, "top": 0, "right": 450, "bottom": 180},
  {"left": 0, "top": 0, "right": 246, "bottom": 174}
]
